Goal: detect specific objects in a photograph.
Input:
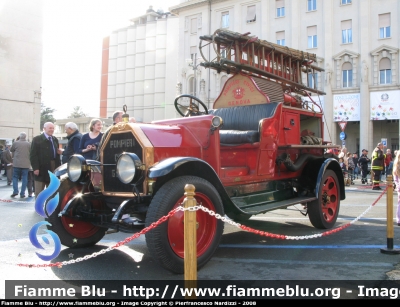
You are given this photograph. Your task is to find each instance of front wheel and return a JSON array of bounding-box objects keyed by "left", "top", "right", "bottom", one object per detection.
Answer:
[
  {"left": 308, "top": 170, "right": 340, "bottom": 229},
  {"left": 46, "top": 177, "right": 107, "bottom": 248},
  {"left": 145, "top": 176, "right": 224, "bottom": 274}
]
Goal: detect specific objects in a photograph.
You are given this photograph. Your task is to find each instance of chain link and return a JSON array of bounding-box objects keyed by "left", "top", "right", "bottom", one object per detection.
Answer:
[
  {"left": 0, "top": 198, "right": 34, "bottom": 204},
  {"left": 11, "top": 187, "right": 389, "bottom": 268}
]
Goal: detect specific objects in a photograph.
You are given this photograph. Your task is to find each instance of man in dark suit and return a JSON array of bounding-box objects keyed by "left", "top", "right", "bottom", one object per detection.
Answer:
[
  {"left": 30, "top": 122, "right": 61, "bottom": 198},
  {"left": 2, "top": 144, "right": 13, "bottom": 185}
]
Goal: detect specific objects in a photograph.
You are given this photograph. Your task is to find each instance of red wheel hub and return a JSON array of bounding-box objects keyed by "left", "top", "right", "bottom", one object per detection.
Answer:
[
  {"left": 167, "top": 193, "right": 217, "bottom": 258},
  {"left": 60, "top": 187, "right": 101, "bottom": 238},
  {"left": 321, "top": 176, "right": 339, "bottom": 223}
]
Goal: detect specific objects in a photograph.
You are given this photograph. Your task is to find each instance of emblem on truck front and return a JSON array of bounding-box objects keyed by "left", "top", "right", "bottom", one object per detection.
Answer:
[
  {"left": 109, "top": 139, "right": 135, "bottom": 148},
  {"left": 233, "top": 87, "right": 245, "bottom": 99}
]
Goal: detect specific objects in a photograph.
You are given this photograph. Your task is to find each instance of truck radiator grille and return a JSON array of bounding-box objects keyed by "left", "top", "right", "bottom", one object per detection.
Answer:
[{"left": 102, "top": 131, "right": 144, "bottom": 194}]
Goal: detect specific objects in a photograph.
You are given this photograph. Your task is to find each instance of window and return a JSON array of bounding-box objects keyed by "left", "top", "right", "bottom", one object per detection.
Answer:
[
  {"left": 391, "top": 138, "right": 399, "bottom": 152},
  {"left": 276, "top": 0, "right": 285, "bottom": 17},
  {"left": 221, "top": 49, "right": 227, "bottom": 59},
  {"left": 379, "top": 58, "right": 392, "bottom": 84},
  {"left": 341, "top": 20, "right": 352, "bottom": 44},
  {"left": 308, "top": 73, "right": 318, "bottom": 89},
  {"left": 188, "top": 76, "right": 195, "bottom": 96},
  {"left": 379, "top": 13, "right": 391, "bottom": 38},
  {"left": 190, "top": 18, "right": 197, "bottom": 35},
  {"left": 342, "top": 62, "right": 353, "bottom": 88},
  {"left": 276, "top": 31, "right": 285, "bottom": 46},
  {"left": 307, "top": 0, "right": 316, "bottom": 11},
  {"left": 220, "top": 75, "right": 228, "bottom": 90},
  {"left": 307, "top": 26, "right": 317, "bottom": 48},
  {"left": 380, "top": 27, "right": 391, "bottom": 38},
  {"left": 246, "top": 5, "right": 256, "bottom": 23},
  {"left": 341, "top": 0, "right": 351, "bottom": 4},
  {"left": 190, "top": 46, "right": 197, "bottom": 64},
  {"left": 221, "top": 11, "right": 229, "bottom": 28}
]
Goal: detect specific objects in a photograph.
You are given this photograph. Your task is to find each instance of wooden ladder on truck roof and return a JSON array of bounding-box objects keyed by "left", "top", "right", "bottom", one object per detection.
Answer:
[{"left": 199, "top": 29, "right": 326, "bottom": 98}]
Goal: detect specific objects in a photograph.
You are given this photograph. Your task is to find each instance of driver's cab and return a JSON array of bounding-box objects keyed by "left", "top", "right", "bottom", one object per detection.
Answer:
[
  {"left": 171, "top": 72, "right": 323, "bottom": 180},
  {"left": 202, "top": 73, "right": 284, "bottom": 179}
]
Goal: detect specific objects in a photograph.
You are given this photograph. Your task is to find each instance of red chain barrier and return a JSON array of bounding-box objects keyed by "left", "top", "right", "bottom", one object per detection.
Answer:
[{"left": 13, "top": 186, "right": 390, "bottom": 268}]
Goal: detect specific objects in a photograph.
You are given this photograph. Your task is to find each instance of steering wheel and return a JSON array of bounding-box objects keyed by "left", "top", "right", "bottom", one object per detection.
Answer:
[{"left": 174, "top": 94, "right": 208, "bottom": 117}]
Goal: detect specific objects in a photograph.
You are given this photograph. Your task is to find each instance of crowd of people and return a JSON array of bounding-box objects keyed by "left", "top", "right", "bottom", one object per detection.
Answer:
[
  {"left": 336, "top": 145, "right": 396, "bottom": 190},
  {"left": 334, "top": 143, "right": 400, "bottom": 226},
  {"left": 1, "top": 110, "right": 126, "bottom": 199}
]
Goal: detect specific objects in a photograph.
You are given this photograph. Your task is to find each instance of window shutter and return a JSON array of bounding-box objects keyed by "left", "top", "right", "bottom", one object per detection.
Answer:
[
  {"left": 341, "top": 20, "right": 352, "bottom": 30},
  {"left": 307, "top": 26, "right": 317, "bottom": 36},
  {"left": 379, "top": 13, "right": 390, "bottom": 27},
  {"left": 191, "top": 18, "right": 197, "bottom": 34},
  {"left": 379, "top": 58, "right": 391, "bottom": 70},
  {"left": 246, "top": 5, "right": 256, "bottom": 22},
  {"left": 276, "top": 31, "right": 285, "bottom": 40},
  {"left": 342, "top": 62, "right": 352, "bottom": 70}
]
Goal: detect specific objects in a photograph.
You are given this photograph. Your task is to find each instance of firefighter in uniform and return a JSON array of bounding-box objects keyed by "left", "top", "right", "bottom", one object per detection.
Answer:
[{"left": 371, "top": 143, "right": 386, "bottom": 190}]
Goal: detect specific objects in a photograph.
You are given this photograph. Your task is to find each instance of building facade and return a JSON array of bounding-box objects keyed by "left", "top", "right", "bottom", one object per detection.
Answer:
[
  {"left": 0, "top": 0, "right": 43, "bottom": 141},
  {"left": 101, "top": 6, "right": 179, "bottom": 123},
  {"left": 101, "top": 0, "right": 400, "bottom": 154}
]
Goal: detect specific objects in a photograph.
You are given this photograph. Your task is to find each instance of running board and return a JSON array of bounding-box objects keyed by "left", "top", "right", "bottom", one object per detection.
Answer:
[{"left": 232, "top": 196, "right": 317, "bottom": 215}]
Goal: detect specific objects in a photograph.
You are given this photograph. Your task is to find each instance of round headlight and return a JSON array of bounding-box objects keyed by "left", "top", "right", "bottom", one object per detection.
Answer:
[
  {"left": 116, "top": 153, "right": 144, "bottom": 184},
  {"left": 68, "top": 155, "right": 87, "bottom": 182}
]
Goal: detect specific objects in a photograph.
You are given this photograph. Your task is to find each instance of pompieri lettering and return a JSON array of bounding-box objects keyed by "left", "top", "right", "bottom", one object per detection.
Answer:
[{"left": 109, "top": 139, "right": 134, "bottom": 148}]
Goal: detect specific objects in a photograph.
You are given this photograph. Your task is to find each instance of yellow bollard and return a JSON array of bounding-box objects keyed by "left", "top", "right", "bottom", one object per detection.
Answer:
[
  {"left": 381, "top": 175, "right": 400, "bottom": 254},
  {"left": 184, "top": 184, "right": 197, "bottom": 299}
]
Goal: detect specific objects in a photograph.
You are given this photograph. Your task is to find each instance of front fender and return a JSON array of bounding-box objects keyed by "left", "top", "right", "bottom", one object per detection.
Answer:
[
  {"left": 54, "top": 163, "right": 67, "bottom": 178},
  {"left": 315, "top": 158, "right": 345, "bottom": 200},
  {"left": 147, "top": 157, "right": 247, "bottom": 219},
  {"left": 148, "top": 157, "right": 208, "bottom": 178}
]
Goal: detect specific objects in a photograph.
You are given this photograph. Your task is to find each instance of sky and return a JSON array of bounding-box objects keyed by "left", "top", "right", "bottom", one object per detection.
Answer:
[{"left": 42, "top": 0, "right": 181, "bottom": 119}]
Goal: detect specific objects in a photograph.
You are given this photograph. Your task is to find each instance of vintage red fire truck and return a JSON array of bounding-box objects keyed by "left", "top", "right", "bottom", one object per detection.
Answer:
[{"left": 48, "top": 30, "right": 344, "bottom": 273}]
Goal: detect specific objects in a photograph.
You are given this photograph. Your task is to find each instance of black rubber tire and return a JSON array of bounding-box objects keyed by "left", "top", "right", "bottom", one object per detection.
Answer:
[
  {"left": 46, "top": 177, "right": 107, "bottom": 248},
  {"left": 174, "top": 94, "right": 208, "bottom": 117},
  {"left": 145, "top": 176, "right": 224, "bottom": 274},
  {"left": 308, "top": 170, "right": 340, "bottom": 229}
]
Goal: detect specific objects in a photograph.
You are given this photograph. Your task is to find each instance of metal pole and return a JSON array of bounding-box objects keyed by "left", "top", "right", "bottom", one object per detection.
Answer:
[
  {"left": 193, "top": 58, "right": 197, "bottom": 98},
  {"left": 184, "top": 184, "right": 197, "bottom": 299},
  {"left": 381, "top": 175, "right": 400, "bottom": 254}
]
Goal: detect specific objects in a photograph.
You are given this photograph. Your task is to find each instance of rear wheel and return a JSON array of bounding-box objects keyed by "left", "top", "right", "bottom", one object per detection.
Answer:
[
  {"left": 308, "top": 170, "right": 340, "bottom": 229},
  {"left": 46, "top": 177, "right": 107, "bottom": 248},
  {"left": 145, "top": 176, "right": 224, "bottom": 274}
]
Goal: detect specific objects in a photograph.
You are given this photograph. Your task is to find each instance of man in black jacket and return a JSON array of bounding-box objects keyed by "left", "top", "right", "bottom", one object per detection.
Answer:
[
  {"left": 30, "top": 122, "right": 61, "bottom": 197},
  {"left": 358, "top": 149, "right": 370, "bottom": 184},
  {"left": 60, "top": 122, "right": 82, "bottom": 164},
  {"left": 0, "top": 145, "right": 3, "bottom": 178}
]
